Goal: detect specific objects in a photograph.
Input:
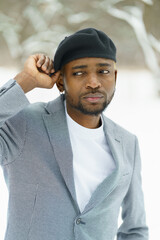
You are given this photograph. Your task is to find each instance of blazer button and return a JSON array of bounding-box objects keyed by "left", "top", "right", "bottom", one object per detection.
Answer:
[
  {"left": 76, "top": 218, "right": 86, "bottom": 225},
  {"left": 76, "top": 218, "right": 81, "bottom": 225}
]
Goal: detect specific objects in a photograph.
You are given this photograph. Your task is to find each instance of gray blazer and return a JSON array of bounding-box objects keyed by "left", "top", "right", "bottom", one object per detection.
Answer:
[{"left": 0, "top": 79, "right": 148, "bottom": 240}]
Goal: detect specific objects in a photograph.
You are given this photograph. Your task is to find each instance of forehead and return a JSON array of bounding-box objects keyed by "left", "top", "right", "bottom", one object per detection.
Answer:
[{"left": 64, "top": 57, "right": 115, "bottom": 70}]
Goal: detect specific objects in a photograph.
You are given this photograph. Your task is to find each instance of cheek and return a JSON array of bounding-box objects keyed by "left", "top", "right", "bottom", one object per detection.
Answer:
[
  {"left": 64, "top": 82, "right": 79, "bottom": 102},
  {"left": 103, "top": 79, "right": 116, "bottom": 92},
  {"left": 64, "top": 78, "right": 82, "bottom": 95}
]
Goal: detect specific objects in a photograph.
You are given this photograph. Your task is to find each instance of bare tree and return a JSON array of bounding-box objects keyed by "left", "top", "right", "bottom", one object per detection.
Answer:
[
  {"left": 0, "top": 0, "right": 160, "bottom": 94},
  {"left": 97, "top": 0, "right": 160, "bottom": 94}
]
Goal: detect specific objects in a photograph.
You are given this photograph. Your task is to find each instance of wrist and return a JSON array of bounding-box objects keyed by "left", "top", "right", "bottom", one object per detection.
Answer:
[{"left": 14, "top": 71, "right": 36, "bottom": 93}]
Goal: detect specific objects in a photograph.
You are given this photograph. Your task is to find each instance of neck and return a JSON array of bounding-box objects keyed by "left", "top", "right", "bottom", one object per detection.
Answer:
[{"left": 66, "top": 106, "right": 102, "bottom": 129}]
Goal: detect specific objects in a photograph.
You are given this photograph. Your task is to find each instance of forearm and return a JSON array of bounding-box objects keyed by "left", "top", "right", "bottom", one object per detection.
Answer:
[
  {"left": 14, "top": 71, "right": 37, "bottom": 93},
  {"left": 0, "top": 79, "right": 30, "bottom": 165},
  {"left": 0, "top": 54, "right": 58, "bottom": 165},
  {"left": 0, "top": 79, "right": 30, "bottom": 126}
]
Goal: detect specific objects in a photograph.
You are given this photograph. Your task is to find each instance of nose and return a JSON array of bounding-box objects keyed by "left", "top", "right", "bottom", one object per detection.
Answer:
[{"left": 85, "top": 73, "right": 101, "bottom": 89}]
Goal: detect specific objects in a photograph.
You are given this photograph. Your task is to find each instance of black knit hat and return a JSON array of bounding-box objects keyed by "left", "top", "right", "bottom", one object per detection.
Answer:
[{"left": 53, "top": 28, "right": 116, "bottom": 72}]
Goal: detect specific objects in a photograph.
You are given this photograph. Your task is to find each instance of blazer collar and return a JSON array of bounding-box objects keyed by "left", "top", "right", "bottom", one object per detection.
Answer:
[
  {"left": 43, "top": 95, "right": 79, "bottom": 211},
  {"left": 81, "top": 114, "right": 123, "bottom": 214},
  {"left": 43, "top": 96, "right": 123, "bottom": 214}
]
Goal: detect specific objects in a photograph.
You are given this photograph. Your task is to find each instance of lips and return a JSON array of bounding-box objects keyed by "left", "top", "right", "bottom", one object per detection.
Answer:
[
  {"left": 82, "top": 93, "right": 104, "bottom": 103},
  {"left": 83, "top": 93, "right": 104, "bottom": 98}
]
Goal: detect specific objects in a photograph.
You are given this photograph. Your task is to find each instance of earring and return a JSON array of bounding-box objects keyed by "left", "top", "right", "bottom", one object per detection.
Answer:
[{"left": 59, "top": 90, "right": 65, "bottom": 95}]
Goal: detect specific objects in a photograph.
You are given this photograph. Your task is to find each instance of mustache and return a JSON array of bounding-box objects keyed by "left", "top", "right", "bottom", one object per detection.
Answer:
[{"left": 80, "top": 90, "right": 106, "bottom": 98}]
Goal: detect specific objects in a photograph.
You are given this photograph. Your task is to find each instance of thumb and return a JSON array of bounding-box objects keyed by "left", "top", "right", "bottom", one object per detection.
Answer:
[{"left": 37, "top": 70, "right": 61, "bottom": 89}]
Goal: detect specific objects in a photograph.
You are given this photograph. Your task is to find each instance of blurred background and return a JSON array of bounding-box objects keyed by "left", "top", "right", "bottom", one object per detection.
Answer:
[{"left": 0, "top": 0, "right": 160, "bottom": 239}]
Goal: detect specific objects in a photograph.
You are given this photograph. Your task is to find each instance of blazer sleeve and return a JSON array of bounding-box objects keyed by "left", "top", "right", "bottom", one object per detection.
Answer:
[
  {"left": 0, "top": 79, "right": 30, "bottom": 165},
  {"left": 117, "top": 137, "right": 149, "bottom": 240}
]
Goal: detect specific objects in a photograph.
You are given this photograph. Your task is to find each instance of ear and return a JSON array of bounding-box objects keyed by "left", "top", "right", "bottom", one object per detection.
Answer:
[
  {"left": 56, "top": 72, "right": 64, "bottom": 92},
  {"left": 114, "top": 70, "right": 117, "bottom": 84}
]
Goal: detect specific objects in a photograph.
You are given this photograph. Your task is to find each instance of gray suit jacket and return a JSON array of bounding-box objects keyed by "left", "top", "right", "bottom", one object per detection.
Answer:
[{"left": 0, "top": 79, "right": 148, "bottom": 240}]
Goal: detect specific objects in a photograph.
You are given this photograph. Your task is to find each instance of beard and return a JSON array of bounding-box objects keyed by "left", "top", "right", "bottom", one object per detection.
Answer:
[{"left": 64, "top": 89, "right": 115, "bottom": 116}]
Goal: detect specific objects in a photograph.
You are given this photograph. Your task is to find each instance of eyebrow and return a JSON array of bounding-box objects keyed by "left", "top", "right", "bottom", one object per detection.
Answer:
[
  {"left": 72, "top": 63, "right": 111, "bottom": 69},
  {"left": 72, "top": 65, "right": 87, "bottom": 69}
]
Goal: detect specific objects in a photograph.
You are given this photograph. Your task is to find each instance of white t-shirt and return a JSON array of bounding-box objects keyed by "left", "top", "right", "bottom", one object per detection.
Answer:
[{"left": 65, "top": 106, "right": 116, "bottom": 212}]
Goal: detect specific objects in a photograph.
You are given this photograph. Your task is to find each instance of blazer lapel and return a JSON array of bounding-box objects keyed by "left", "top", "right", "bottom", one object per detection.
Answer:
[
  {"left": 82, "top": 115, "right": 123, "bottom": 214},
  {"left": 42, "top": 96, "right": 78, "bottom": 209},
  {"left": 42, "top": 97, "right": 124, "bottom": 214}
]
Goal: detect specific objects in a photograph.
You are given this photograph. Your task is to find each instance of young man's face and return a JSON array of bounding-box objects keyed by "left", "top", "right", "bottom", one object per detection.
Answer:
[{"left": 60, "top": 57, "right": 117, "bottom": 116}]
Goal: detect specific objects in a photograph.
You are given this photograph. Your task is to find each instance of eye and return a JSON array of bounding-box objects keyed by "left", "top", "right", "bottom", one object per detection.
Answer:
[
  {"left": 99, "top": 69, "right": 109, "bottom": 74},
  {"left": 73, "top": 71, "right": 84, "bottom": 76}
]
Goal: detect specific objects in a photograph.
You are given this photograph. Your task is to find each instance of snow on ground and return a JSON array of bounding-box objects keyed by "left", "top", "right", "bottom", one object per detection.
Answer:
[{"left": 0, "top": 67, "right": 160, "bottom": 239}]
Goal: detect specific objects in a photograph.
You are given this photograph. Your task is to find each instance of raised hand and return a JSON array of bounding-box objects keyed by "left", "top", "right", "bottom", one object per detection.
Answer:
[{"left": 14, "top": 54, "right": 60, "bottom": 93}]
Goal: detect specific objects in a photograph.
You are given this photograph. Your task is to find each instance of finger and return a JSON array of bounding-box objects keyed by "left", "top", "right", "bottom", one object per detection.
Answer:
[
  {"left": 36, "top": 54, "right": 46, "bottom": 68},
  {"left": 49, "top": 61, "right": 57, "bottom": 75},
  {"left": 41, "top": 56, "right": 50, "bottom": 73},
  {"left": 50, "top": 68, "right": 55, "bottom": 73},
  {"left": 50, "top": 71, "right": 60, "bottom": 82},
  {"left": 48, "top": 59, "right": 54, "bottom": 73},
  {"left": 37, "top": 73, "right": 59, "bottom": 89}
]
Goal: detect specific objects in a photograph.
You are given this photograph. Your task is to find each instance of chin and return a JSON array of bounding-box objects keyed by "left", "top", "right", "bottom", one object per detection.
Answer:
[{"left": 79, "top": 104, "right": 108, "bottom": 116}]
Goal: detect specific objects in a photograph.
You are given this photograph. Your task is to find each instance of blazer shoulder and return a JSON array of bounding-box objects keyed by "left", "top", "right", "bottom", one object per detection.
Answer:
[
  {"left": 22, "top": 102, "right": 47, "bottom": 114},
  {"left": 22, "top": 95, "right": 63, "bottom": 117},
  {"left": 103, "top": 115, "right": 136, "bottom": 141}
]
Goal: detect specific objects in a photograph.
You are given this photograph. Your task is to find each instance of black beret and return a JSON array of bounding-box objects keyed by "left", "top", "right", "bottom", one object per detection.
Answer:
[{"left": 53, "top": 28, "right": 116, "bottom": 72}]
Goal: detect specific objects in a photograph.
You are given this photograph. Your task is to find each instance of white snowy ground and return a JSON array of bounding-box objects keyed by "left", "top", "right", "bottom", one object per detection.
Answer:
[{"left": 0, "top": 67, "right": 160, "bottom": 240}]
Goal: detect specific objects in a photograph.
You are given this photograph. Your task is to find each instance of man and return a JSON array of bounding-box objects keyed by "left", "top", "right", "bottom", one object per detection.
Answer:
[{"left": 0, "top": 28, "right": 148, "bottom": 240}]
